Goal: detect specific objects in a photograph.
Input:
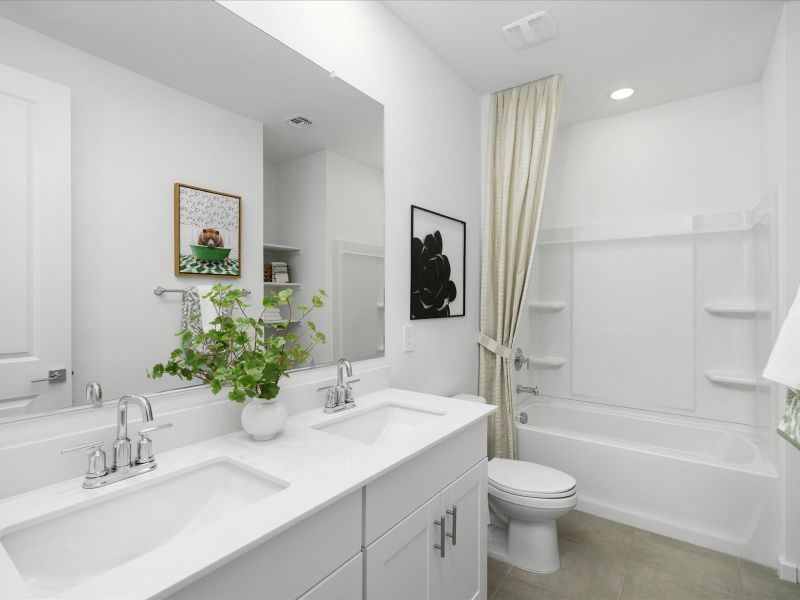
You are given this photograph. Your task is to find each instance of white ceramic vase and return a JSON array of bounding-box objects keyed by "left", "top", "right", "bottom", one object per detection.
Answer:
[{"left": 241, "top": 398, "right": 288, "bottom": 441}]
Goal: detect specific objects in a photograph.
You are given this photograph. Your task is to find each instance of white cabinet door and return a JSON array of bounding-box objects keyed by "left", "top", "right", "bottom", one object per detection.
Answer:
[
  {"left": 0, "top": 62, "right": 70, "bottom": 417},
  {"left": 365, "top": 495, "right": 445, "bottom": 600},
  {"left": 299, "top": 553, "right": 362, "bottom": 600},
  {"left": 442, "top": 460, "right": 488, "bottom": 600}
]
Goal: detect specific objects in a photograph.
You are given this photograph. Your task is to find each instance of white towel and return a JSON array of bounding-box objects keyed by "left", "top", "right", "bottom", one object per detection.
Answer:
[
  {"left": 181, "top": 286, "right": 222, "bottom": 334},
  {"left": 195, "top": 285, "right": 219, "bottom": 332},
  {"left": 764, "top": 284, "right": 800, "bottom": 388}
]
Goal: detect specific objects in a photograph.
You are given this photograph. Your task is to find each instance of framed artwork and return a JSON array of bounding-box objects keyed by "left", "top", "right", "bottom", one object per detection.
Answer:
[
  {"left": 174, "top": 183, "right": 241, "bottom": 277},
  {"left": 410, "top": 205, "right": 466, "bottom": 319}
]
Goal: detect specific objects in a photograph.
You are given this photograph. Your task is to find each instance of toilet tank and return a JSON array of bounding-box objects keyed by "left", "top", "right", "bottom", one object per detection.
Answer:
[{"left": 453, "top": 393, "right": 487, "bottom": 404}]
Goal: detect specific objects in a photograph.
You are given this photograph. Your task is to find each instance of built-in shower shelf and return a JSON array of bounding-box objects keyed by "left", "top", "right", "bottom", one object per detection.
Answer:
[
  {"left": 530, "top": 356, "right": 565, "bottom": 369},
  {"left": 704, "top": 371, "right": 757, "bottom": 388},
  {"left": 704, "top": 303, "right": 758, "bottom": 317},
  {"left": 529, "top": 301, "right": 566, "bottom": 312}
]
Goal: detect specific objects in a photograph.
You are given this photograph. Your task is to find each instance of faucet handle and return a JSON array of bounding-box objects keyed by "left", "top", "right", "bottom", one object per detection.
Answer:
[
  {"left": 344, "top": 379, "right": 360, "bottom": 404},
  {"left": 318, "top": 385, "right": 337, "bottom": 410},
  {"left": 135, "top": 423, "right": 173, "bottom": 465},
  {"left": 138, "top": 423, "right": 173, "bottom": 437},
  {"left": 61, "top": 440, "right": 108, "bottom": 479}
]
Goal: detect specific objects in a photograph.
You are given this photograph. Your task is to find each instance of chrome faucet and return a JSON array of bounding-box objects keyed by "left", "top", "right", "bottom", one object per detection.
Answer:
[
  {"left": 318, "top": 358, "right": 360, "bottom": 414},
  {"left": 61, "top": 394, "right": 172, "bottom": 489},
  {"left": 113, "top": 394, "right": 154, "bottom": 471},
  {"left": 85, "top": 380, "right": 103, "bottom": 407}
]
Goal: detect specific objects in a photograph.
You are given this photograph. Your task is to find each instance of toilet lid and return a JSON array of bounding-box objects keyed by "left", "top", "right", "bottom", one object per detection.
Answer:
[{"left": 488, "top": 458, "right": 576, "bottom": 499}]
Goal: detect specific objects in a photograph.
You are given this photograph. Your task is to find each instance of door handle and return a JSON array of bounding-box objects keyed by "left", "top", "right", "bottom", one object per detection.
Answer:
[
  {"left": 446, "top": 505, "right": 457, "bottom": 545},
  {"left": 433, "top": 515, "right": 446, "bottom": 558},
  {"left": 31, "top": 369, "right": 67, "bottom": 384}
]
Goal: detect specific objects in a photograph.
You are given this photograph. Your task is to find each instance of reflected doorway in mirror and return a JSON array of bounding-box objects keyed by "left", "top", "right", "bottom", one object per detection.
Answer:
[{"left": 174, "top": 183, "right": 241, "bottom": 277}]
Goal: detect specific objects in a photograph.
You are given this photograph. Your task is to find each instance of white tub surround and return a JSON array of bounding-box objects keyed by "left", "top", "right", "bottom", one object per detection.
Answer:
[
  {"left": 0, "top": 389, "right": 494, "bottom": 599},
  {"left": 516, "top": 397, "right": 778, "bottom": 566}
]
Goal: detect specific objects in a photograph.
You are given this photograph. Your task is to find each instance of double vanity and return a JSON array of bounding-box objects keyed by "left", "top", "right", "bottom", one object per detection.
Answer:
[{"left": 0, "top": 388, "right": 494, "bottom": 599}]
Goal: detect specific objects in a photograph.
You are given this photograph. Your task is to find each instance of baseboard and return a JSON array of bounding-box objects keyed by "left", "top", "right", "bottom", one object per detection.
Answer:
[{"left": 778, "top": 555, "right": 799, "bottom": 583}]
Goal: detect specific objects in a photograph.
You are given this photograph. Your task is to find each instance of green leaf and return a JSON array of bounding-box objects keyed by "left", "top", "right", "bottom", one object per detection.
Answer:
[{"left": 152, "top": 285, "right": 329, "bottom": 405}]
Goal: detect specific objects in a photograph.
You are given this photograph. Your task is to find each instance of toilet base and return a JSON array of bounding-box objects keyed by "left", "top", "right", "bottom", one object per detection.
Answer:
[
  {"left": 487, "top": 522, "right": 561, "bottom": 574},
  {"left": 508, "top": 517, "right": 560, "bottom": 573}
]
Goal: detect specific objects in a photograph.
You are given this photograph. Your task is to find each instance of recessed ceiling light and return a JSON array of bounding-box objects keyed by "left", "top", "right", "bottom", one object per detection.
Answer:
[{"left": 610, "top": 88, "right": 635, "bottom": 100}]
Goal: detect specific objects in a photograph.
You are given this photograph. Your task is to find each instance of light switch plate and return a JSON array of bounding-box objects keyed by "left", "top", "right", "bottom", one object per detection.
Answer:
[{"left": 403, "top": 324, "right": 414, "bottom": 352}]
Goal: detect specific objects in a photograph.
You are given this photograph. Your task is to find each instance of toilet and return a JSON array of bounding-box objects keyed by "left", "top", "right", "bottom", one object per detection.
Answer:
[{"left": 453, "top": 394, "right": 578, "bottom": 574}]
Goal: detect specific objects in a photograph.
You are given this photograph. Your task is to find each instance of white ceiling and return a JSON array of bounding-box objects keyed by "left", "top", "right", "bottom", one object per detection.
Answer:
[
  {"left": 384, "top": 0, "right": 784, "bottom": 126},
  {"left": 0, "top": 1, "right": 383, "bottom": 168}
]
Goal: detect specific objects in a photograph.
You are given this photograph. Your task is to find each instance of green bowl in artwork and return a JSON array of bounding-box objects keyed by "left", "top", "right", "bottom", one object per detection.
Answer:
[{"left": 190, "top": 244, "right": 231, "bottom": 261}]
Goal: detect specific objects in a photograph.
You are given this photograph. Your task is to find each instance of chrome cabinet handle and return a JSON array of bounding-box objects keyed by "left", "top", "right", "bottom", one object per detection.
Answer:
[
  {"left": 446, "top": 505, "right": 457, "bottom": 545},
  {"left": 434, "top": 515, "right": 446, "bottom": 558}
]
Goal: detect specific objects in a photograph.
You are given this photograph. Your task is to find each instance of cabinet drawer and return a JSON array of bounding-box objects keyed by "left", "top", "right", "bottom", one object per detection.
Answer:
[
  {"left": 169, "top": 491, "right": 362, "bottom": 600},
  {"left": 364, "top": 419, "right": 487, "bottom": 545}
]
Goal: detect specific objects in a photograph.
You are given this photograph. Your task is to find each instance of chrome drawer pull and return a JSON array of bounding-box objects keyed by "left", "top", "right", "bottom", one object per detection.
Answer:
[
  {"left": 434, "top": 515, "right": 446, "bottom": 558},
  {"left": 446, "top": 505, "right": 457, "bottom": 545}
]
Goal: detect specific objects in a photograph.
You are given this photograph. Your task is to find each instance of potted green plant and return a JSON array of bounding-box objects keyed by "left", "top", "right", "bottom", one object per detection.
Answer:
[{"left": 150, "top": 284, "right": 327, "bottom": 440}]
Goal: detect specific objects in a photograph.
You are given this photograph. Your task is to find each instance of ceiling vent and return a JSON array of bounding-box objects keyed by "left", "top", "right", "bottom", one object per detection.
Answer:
[
  {"left": 502, "top": 11, "right": 558, "bottom": 51},
  {"left": 285, "top": 114, "right": 313, "bottom": 129}
]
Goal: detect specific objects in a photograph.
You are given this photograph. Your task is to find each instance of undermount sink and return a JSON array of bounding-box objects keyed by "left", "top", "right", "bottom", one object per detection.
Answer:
[
  {"left": 314, "top": 402, "right": 444, "bottom": 445},
  {"left": 0, "top": 459, "right": 288, "bottom": 597}
]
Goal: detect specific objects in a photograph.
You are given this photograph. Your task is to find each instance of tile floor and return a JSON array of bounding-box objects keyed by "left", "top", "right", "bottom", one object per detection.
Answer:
[{"left": 488, "top": 511, "right": 800, "bottom": 600}]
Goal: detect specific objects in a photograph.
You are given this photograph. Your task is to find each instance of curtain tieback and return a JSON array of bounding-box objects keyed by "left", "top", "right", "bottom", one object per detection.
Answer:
[{"left": 477, "top": 332, "right": 513, "bottom": 360}]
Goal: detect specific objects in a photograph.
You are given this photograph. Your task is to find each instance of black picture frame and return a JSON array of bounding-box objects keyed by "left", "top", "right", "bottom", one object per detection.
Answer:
[{"left": 410, "top": 205, "right": 466, "bottom": 319}]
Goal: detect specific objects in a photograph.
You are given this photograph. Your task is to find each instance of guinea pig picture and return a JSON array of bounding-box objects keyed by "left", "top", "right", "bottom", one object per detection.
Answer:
[
  {"left": 175, "top": 183, "right": 241, "bottom": 278},
  {"left": 197, "top": 228, "right": 224, "bottom": 248}
]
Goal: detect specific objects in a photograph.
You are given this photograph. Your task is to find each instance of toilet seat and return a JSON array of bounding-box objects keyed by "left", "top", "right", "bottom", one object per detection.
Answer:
[
  {"left": 489, "top": 483, "right": 578, "bottom": 510},
  {"left": 488, "top": 458, "right": 576, "bottom": 499}
]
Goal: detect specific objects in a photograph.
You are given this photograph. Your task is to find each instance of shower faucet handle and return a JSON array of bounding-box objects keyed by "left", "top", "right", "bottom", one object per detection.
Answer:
[{"left": 513, "top": 348, "right": 529, "bottom": 371}]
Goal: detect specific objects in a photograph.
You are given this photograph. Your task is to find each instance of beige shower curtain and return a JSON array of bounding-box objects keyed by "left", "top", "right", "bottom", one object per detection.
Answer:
[{"left": 479, "top": 74, "right": 563, "bottom": 459}]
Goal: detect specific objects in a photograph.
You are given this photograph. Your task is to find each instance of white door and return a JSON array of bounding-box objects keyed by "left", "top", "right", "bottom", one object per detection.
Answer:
[
  {"left": 0, "top": 62, "right": 71, "bottom": 417},
  {"left": 442, "top": 460, "right": 488, "bottom": 600},
  {"left": 365, "top": 495, "right": 445, "bottom": 600}
]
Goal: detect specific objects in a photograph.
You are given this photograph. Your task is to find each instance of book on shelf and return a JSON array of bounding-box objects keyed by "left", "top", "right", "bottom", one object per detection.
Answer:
[{"left": 271, "top": 261, "right": 289, "bottom": 283}]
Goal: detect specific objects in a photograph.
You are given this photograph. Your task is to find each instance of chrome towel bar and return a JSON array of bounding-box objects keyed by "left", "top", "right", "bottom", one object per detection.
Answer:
[{"left": 153, "top": 286, "right": 251, "bottom": 296}]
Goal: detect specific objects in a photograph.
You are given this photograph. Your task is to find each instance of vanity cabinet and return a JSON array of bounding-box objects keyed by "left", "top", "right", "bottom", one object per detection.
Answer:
[
  {"left": 299, "top": 554, "right": 363, "bottom": 600},
  {"left": 365, "top": 460, "right": 487, "bottom": 600},
  {"left": 168, "top": 420, "right": 488, "bottom": 600},
  {"left": 169, "top": 491, "right": 362, "bottom": 600}
]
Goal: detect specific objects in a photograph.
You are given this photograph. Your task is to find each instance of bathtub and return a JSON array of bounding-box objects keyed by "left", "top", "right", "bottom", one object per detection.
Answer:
[{"left": 516, "top": 397, "right": 779, "bottom": 566}]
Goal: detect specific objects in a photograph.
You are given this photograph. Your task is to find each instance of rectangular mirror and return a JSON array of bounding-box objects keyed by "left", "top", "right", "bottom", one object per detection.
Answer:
[{"left": 0, "top": 0, "right": 384, "bottom": 422}]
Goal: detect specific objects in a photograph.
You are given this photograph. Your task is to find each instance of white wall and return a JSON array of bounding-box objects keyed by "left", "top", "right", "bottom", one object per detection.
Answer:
[
  {"left": 219, "top": 1, "right": 482, "bottom": 397},
  {"left": 274, "top": 151, "right": 332, "bottom": 365},
  {"left": 263, "top": 160, "right": 278, "bottom": 243},
  {"left": 326, "top": 152, "right": 385, "bottom": 361},
  {"left": 270, "top": 150, "right": 384, "bottom": 365},
  {"left": 761, "top": 2, "right": 800, "bottom": 580},
  {"left": 543, "top": 84, "right": 760, "bottom": 229},
  {"left": 0, "top": 16, "right": 264, "bottom": 404},
  {"left": 326, "top": 151, "right": 384, "bottom": 248}
]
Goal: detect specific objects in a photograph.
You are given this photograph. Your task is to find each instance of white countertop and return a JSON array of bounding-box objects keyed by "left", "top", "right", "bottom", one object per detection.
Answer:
[{"left": 0, "top": 388, "right": 494, "bottom": 599}]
